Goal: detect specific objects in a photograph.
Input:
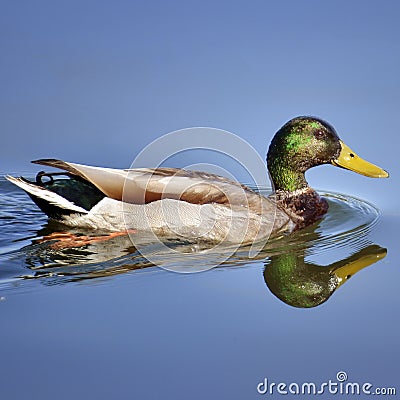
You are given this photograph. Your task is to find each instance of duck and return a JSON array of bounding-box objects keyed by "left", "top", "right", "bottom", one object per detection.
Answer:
[{"left": 6, "top": 117, "right": 388, "bottom": 245}]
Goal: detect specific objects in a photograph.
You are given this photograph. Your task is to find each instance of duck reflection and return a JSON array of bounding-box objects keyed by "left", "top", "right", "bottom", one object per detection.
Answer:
[
  {"left": 22, "top": 221, "right": 387, "bottom": 308},
  {"left": 264, "top": 245, "right": 386, "bottom": 308}
]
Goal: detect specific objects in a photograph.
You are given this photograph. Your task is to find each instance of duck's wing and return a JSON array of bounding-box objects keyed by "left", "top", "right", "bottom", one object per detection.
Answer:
[
  {"left": 32, "top": 159, "right": 266, "bottom": 208},
  {"left": 32, "top": 159, "right": 130, "bottom": 201}
]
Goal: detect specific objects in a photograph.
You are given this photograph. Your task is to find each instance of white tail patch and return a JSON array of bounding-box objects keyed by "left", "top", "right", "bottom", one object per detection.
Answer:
[{"left": 5, "top": 176, "right": 88, "bottom": 214}]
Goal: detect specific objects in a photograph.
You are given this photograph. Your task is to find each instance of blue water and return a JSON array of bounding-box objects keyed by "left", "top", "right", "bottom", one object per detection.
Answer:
[{"left": 0, "top": 177, "right": 398, "bottom": 399}]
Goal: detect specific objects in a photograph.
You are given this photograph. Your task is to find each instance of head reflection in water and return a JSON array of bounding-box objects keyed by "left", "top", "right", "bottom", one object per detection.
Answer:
[{"left": 264, "top": 245, "right": 386, "bottom": 308}]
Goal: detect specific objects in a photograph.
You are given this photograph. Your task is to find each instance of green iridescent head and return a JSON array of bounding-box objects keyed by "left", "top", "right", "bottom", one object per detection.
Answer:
[
  {"left": 267, "top": 116, "right": 388, "bottom": 192},
  {"left": 267, "top": 117, "right": 341, "bottom": 192}
]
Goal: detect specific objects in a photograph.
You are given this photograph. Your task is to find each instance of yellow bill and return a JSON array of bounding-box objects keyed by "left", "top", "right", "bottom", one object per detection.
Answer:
[
  {"left": 334, "top": 247, "right": 387, "bottom": 288},
  {"left": 332, "top": 141, "right": 389, "bottom": 178}
]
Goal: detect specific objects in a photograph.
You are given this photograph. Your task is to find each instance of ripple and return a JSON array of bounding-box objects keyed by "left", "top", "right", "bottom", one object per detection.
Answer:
[
  {"left": 263, "top": 192, "right": 380, "bottom": 254},
  {"left": 0, "top": 179, "right": 383, "bottom": 287}
]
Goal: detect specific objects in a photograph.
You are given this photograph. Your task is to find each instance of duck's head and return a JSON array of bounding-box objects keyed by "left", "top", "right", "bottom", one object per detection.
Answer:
[{"left": 267, "top": 116, "right": 389, "bottom": 192}]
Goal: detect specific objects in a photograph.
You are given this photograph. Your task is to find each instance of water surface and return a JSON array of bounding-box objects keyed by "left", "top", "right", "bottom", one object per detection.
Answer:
[{"left": 0, "top": 177, "right": 398, "bottom": 399}]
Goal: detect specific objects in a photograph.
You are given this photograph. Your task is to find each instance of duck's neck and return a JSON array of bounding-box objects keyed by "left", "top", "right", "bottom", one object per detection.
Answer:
[
  {"left": 269, "top": 165, "right": 308, "bottom": 193},
  {"left": 267, "top": 156, "right": 329, "bottom": 227},
  {"left": 272, "top": 187, "right": 329, "bottom": 229}
]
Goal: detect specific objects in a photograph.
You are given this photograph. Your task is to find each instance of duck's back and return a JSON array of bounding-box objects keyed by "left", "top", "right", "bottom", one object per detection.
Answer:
[{"left": 8, "top": 159, "right": 294, "bottom": 244}]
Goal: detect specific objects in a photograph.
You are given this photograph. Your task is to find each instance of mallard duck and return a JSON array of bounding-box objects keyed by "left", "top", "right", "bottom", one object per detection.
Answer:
[{"left": 6, "top": 117, "right": 388, "bottom": 244}]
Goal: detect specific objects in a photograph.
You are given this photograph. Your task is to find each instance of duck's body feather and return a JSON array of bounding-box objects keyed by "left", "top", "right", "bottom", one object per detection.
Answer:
[
  {"left": 63, "top": 196, "right": 294, "bottom": 243},
  {"left": 7, "top": 160, "right": 294, "bottom": 244},
  {"left": 6, "top": 175, "right": 89, "bottom": 216},
  {"left": 32, "top": 159, "right": 269, "bottom": 209}
]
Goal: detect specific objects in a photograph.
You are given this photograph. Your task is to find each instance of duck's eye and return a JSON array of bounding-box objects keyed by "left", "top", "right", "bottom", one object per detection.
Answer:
[{"left": 313, "top": 130, "right": 325, "bottom": 139}]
